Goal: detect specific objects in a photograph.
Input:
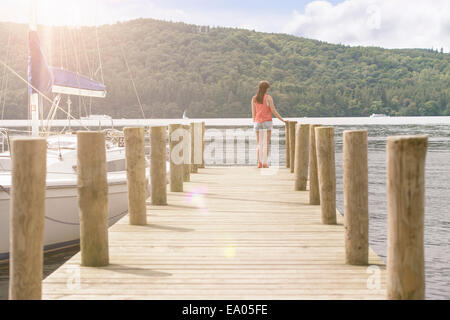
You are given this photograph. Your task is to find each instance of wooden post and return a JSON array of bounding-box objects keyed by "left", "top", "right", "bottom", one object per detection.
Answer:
[
  {"left": 343, "top": 130, "right": 368, "bottom": 265},
  {"left": 315, "top": 127, "right": 336, "bottom": 225},
  {"left": 169, "top": 124, "right": 184, "bottom": 192},
  {"left": 182, "top": 124, "right": 191, "bottom": 182},
  {"left": 124, "top": 127, "right": 147, "bottom": 225},
  {"left": 294, "top": 124, "right": 310, "bottom": 191},
  {"left": 289, "top": 121, "right": 296, "bottom": 173},
  {"left": 190, "top": 122, "right": 202, "bottom": 172},
  {"left": 200, "top": 121, "right": 205, "bottom": 168},
  {"left": 190, "top": 123, "right": 198, "bottom": 173},
  {"left": 285, "top": 121, "right": 290, "bottom": 168},
  {"left": 9, "top": 138, "right": 46, "bottom": 300},
  {"left": 77, "top": 131, "right": 109, "bottom": 267},
  {"left": 309, "top": 124, "right": 321, "bottom": 205},
  {"left": 150, "top": 126, "right": 167, "bottom": 205},
  {"left": 387, "top": 135, "right": 427, "bottom": 300}
]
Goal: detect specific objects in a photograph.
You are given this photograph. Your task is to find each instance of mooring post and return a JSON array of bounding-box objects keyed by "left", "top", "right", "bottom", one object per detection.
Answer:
[
  {"left": 343, "top": 130, "right": 368, "bottom": 265},
  {"left": 77, "top": 131, "right": 109, "bottom": 267},
  {"left": 309, "top": 124, "right": 321, "bottom": 205},
  {"left": 315, "top": 127, "right": 337, "bottom": 225},
  {"left": 150, "top": 126, "right": 168, "bottom": 205},
  {"left": 289, "top": 121, "right": 296, "bottom": 173},
  {"left": 190, "top": 122, "right": 202, "bottom": 171},
  {"left": 9, "top": 138, "right": 46, "bottom": 300},
  {"left": 190, "top": 123, "right": 198, "bottom": 173},
  {"left": 285, "top": 121, "right": 290, "bottom": 168},
  {"left": 169, "top": 124, "right": 184, "bottom": 192},
  {"left": 124, "top": 127, "right": 147, "bottom": 225},
  {"left": 182, "top": 124, "right": 191, "bottom": 182},
  {"left": 387, "top": 135, "right": 427, "bottom": 300},
  {"left": 294, "top": 124, "right": 310, "bottom": 191},
  {"left": 200, "top": 121, "right": 205, "bottom": 168}
]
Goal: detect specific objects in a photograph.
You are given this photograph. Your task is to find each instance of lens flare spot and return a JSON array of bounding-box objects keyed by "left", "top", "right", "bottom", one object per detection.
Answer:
[
  {"left": 184, "top": 186, "right": 208, "bottom": 213},
  {"left": 184, "top": 187, "right": 206, "bottom": 208},
  {"left": 223, "top": 246, "right": 236, "bottom": 259}
]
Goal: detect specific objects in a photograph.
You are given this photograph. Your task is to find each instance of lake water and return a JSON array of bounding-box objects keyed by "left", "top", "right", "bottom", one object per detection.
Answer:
[
  {"left": 203, "top": 122, "right": 450, "bottom": 300},
  {"left": 334, "top": 124, "right": 450, "bottom": 300},
  {"left": 0, "top": 118, "right": 449, "bottom": 300}
]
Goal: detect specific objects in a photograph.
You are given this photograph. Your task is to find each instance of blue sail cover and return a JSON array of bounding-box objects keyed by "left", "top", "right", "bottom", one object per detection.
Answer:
[
  {"left": 28, "top": 30, "right": 106, "bottom": 97},
  {"left": 50, "top": 67, "right": 106, "bottom": 94},
  {"left": 28, "top": 30, "right": 53, "bottom": 93}
]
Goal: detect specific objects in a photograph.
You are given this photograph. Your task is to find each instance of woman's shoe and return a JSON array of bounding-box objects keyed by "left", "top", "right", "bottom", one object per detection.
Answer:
[
  {"left": 263, "top": 164, "right": 269, "bottom": 168},
  {"left": 257, "top": 162, "right": 262, "bottom": 168}
]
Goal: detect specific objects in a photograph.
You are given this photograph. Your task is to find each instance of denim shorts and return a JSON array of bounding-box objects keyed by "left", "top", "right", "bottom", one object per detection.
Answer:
[{"left": 254, "top": 121, "right": 273, "bottom": 131}]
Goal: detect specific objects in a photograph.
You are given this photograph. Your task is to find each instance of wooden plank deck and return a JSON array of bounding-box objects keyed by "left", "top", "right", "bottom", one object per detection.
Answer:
[{"left": 42, "top": 167, "right": 386, "bottom": 300}]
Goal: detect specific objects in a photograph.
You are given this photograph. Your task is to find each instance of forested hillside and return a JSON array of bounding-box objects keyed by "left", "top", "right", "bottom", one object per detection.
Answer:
[{"left": 0, "top": 19, "right": 449, "bottom": 119}]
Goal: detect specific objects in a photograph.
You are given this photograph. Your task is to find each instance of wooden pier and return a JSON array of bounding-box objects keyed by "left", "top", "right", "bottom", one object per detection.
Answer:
[
  {"left": 8, "top": 123, "right": 426, "bottom": 300},
  {"left": 42, "top": 167, "right": 386, "bottom": 300}
]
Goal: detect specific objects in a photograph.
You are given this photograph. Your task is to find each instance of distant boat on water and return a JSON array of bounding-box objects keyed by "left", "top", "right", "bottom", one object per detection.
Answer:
[
  {"left": 182, "top": 110, "right": 189, "bottom": 119},
  {"left": 370, "top": 113, "right": 390, "bottom": 118}
]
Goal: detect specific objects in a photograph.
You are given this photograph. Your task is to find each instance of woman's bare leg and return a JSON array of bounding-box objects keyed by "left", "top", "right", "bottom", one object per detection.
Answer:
[
  {"left": 255, "top": 130, "right": 261, "bottom": 165},
  {"left": 260, "top": 129, "right": 268, "bottom": 165}
]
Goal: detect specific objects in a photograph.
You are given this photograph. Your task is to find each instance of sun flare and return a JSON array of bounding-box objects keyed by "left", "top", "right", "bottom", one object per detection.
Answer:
[{"left": 32, "top": 0, "right": 103, "bottom": 27}]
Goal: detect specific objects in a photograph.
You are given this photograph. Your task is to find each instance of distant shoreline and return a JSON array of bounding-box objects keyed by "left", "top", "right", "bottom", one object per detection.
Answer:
[{"left": 1, "top": 116, "right": 450, "bottom": 128}]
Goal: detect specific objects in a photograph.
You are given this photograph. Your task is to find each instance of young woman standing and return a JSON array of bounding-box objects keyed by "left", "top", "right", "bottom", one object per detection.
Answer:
[{"left": 251, "top": 81, "right": 286, "bottom": 168}]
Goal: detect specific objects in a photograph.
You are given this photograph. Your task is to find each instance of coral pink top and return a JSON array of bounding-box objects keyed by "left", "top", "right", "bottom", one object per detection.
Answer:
[{"left": 253, "top": 94, "right": 272, "bottom": 123}]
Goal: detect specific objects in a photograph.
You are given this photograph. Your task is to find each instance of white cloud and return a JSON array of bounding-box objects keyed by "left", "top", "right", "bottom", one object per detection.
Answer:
[
  {"left": 283, "top": 0, "right": 450, "bottom": 52},
  {"left": 1, "top": 0, "right": 449, "bottom": 52}
]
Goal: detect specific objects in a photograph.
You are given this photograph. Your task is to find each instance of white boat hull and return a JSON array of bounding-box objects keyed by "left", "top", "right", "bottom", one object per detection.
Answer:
[
  {"left": 0, "top": 134, "right": 168, "bottom": 262},
  {"left": 0, "top": 178, "right": 131, "bottom": 262}
]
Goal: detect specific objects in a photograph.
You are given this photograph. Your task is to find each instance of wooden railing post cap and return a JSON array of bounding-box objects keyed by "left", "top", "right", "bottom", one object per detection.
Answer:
[
  {"left": 387, "top": 135, "right": 428, "bottom": 145},
  {"left": 77, "top": 130, "right": 104, "bottom": 135},
  {"left": 316, "top": 126, "right": 333, "bottom": 131},
  {"left": 10, "top": 137, "right": 47, "bottom": 151},
  {"left": 12, "top": 137, "right": 45, "bottom": 142},
  {"left": 343, "top": 129, "right": 367, "bottom": 134}
]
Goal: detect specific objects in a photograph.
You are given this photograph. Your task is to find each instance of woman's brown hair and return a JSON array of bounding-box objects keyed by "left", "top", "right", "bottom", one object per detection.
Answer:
[{"left": 255, "top": 81, "right": 270, "bottom": 104}]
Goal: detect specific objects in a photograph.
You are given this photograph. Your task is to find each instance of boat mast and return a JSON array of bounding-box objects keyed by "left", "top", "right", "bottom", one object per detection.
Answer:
[
  {"left": 67, "top": 96, "right": 71, "bottom": 131},
  {"left": 29, "top": 0, "right": 40, "bottom": 137}
]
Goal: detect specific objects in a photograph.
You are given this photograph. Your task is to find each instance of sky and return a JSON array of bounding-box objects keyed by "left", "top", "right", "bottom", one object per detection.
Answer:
[{"left": 0, "top": 0, "right": 449, "bottom": 52}]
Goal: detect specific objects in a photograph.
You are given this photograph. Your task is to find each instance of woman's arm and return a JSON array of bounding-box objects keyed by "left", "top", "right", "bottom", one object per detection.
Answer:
[
  {"left": 251, "top": 97, "right": 256, "bottom": 122},
  {"left": 267, "top": 96, "right": 286, "bottom": 123}
]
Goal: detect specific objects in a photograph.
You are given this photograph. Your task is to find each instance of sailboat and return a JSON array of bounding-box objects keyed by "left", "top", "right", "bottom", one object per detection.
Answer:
[{"left": 0, "top": 1, "right": 160, "bottom": 261}]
